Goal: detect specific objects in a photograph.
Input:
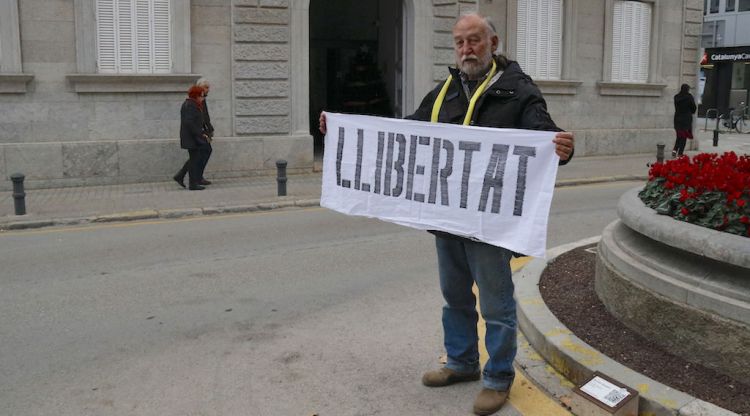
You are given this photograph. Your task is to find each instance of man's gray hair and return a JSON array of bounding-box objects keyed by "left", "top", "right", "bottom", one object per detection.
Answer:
[
  {"left": 196, "top": 77, "right": 210, "bottom": 87},
  {"left": 456, "top": 12, "right": 497, "bottom": 36}
]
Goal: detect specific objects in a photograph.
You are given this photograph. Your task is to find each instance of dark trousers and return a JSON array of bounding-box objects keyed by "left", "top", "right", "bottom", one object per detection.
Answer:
[
  {"left": 176, "top": 148, "right": 204, "bottom": 186},
  {"left": 199, "top": 143, "right": 212, "bottom": 179},
  {"left": 672, "top": 137, "right": 687, "bottom": 156}
]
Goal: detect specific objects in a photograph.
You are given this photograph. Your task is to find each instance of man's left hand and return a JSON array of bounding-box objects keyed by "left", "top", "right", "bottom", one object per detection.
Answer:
[{"left": 553, "top": 131, "right": 574, "bottom": 161}]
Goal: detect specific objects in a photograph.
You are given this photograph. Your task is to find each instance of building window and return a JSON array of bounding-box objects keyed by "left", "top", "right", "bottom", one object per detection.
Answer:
[
  {"left": 701, "top": 20, "right": 725, "bottom": 48},
  {"left": 611, "top": 1, "right": 651, "bottom": 83},
  {"left": 731, "top": 63, "right": 746, "bottom": 88},
  {"left": 0, "top": 0, "right": 33, "bottom": 93},
  {"left": 95, "top": 0, "right": 171, "bottom": 73},
  {"left": 739, "top": 0, "right": 750, "bottom": 11},
  {"left": 726, "top": 0, "right": 736, "bottom": 12},
  {"left": 600, "top": 0, "right": 664, "bottom": 95},
  {"left": 516, "top": 0, "right": 563, "bottom": 80},
  {"left": 0, "top": 0, "right": 23, "bottom": 73}
]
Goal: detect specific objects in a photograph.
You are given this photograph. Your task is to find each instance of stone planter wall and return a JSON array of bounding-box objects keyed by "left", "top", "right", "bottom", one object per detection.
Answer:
[{"left": 596, "top": 187, "right": 750, "bottom": 381}]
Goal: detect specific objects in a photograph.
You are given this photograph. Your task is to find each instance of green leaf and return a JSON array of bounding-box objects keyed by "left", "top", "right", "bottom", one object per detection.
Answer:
[{"left": 656, "top": 199, "right": 672, "bottom": 215}]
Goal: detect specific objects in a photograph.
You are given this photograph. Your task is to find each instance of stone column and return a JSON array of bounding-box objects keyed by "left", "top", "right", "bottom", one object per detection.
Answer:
[{"left": 233, "top": 1, "right": 293, "bottom": 136}]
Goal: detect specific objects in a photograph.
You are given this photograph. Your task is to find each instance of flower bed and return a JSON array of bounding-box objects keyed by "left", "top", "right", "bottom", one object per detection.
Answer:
[{"left": 638, "top": 152, "right": 750, "bottom": 237}]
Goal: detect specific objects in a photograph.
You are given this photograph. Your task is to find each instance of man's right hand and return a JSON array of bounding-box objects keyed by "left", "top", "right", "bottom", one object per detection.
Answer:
[{"left": 319, "top": 112, "right": 327, "bottom": 134}]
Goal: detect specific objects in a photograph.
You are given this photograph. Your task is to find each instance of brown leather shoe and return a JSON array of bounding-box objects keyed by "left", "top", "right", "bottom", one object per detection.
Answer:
[
  {"left": 421, "top": 367, "right": 480, "bottom": 387},
  {"left": 472, "top": 388, "right": 509, "bottom": 415}
]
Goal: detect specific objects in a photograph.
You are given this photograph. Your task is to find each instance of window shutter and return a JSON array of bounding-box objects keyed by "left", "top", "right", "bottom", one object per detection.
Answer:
[
  {"left": 636, "top": 3, "right": 651, "bottom": 81},
  {"left": 96, "top": 0, "right": 171, "bottom": 74},
  {"left": 116, "top": 0, "right": 136, "bottom": 72},
  {"left": 612, "top": 2, "right": 624, "bottom": 80},
  {"left": 612, "top": 1, "right": 651, "bottom": 82},
  {"left": 152, "top": 0, "right": 171, "bottom": 73},
  {"left": 546, "top": 0, "right": 562, "bottom": 79},
  {"left": 135, "top": 0, "right": 151, "bottom": 73},
  {"left": 516, "top": 1, "right": 533, "bottom": 72},
  {"left": 96, "top": 0, "right": 117, "bottom": 73},
  {"left": 516, "top": 0, "right": 562, "bottom": 80}
]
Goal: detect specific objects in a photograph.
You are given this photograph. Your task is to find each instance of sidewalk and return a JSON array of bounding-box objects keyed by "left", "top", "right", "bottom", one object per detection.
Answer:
[{"left": 1, "top": 130, "right": 747, "bottom": 230}]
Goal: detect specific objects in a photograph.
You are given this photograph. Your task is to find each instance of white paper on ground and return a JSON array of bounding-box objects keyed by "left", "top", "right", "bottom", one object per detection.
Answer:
[{"left": 580, "top": 376, "right": 631, "bottom": 408}]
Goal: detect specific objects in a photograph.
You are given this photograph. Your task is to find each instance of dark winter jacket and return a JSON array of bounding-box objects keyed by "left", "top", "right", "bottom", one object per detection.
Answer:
[
  {"left": 180, "top": 99, "right": 207, "bottom": 150},
  {"left": 408, "top": 56, "right": 569, "bottom": 166},
  {"left": 202, "top": 100, "right": 215, "bottom": 138},
  {"left": 408, "top": 56, "right": 571, "bottom": 245},
  {"left": 673, "top": 91, "right": 697, "bottom": 131}
]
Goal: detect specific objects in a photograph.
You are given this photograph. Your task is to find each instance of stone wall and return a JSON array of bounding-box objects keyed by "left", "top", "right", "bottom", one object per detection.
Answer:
[
  {"left": 233, "top": 0, "right": 292, "bottom": 135},
  {"left": 476, "top": 0, "right": 701, "bottom": 157},
  {"left": 431, "top": 1, "right": 478, "bottom": 83},
  {"left": 1, "top": 0, "right": 703, "bottom": 189},
  {"left": 681, "top": 0, "right": 703, "bottom": 90},
  {"left": 0, "top": 0, "right": 312, "bottom": 191},
  {"left": 0, "top": 0, "right": 217, "bottom": 189},
  {"left": 550, "top": 0, "right": 680, "bottom": 156}
]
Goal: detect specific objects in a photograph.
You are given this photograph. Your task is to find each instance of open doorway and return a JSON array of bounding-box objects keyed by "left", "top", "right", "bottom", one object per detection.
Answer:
[{"left": 309, "top": 0, "right": 405, "bottom": 157}]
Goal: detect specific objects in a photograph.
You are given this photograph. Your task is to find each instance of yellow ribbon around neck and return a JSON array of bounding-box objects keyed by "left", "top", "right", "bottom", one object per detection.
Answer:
[{"left": 431, "top": 59, "right": 497, "bottom": 125}]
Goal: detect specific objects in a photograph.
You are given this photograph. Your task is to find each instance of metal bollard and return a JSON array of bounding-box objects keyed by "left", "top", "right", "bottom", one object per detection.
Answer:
[
  {"left": 276, "top": 159, "right": 287, "bottom": 197},
  {"left": 656, "top": 143, "right": 665, "bottom": 163},
  {"left": 713, "top": 116, "right": 720, "bottom": 146},
  {"left": 10, "top": 173, "right": 26, "bottom": 215}
]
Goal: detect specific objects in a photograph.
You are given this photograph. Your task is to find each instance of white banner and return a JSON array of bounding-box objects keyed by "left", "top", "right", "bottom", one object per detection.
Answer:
[{"left": 320, "top": 112, "right": 560, "bottom": 257}]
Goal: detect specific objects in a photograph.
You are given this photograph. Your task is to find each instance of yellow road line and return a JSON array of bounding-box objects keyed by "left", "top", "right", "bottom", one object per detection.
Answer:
[
  {"left": 475, "top": 256, "right": 572, "bottom": 416},
  {"left": 510, "top": 256, "right": 533, "bottom": 272},
  {"left": 509, "top": 370, "right": 572, "bottom": 416}
]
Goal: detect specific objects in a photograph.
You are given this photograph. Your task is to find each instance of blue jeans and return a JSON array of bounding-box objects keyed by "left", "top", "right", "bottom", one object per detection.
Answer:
[{"left": 435, "top": 235, "right": 516, "bottom": 391}]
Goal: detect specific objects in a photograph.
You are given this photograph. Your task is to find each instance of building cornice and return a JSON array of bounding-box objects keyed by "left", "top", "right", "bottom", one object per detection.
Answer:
[{"left": 66, "top": 74, "right": 202, "bottom": 93}]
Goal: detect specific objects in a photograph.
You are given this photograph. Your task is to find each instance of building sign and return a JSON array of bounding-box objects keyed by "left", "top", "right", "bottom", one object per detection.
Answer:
[
  {"left": 705, "top": 47, "right": 750, "bottom": 63},
  {"left": 320, "top": 112, "right": 560, "bottom": 257}
]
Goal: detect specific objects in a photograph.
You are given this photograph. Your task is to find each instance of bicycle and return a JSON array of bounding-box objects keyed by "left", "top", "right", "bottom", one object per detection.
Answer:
[{"left": 722, "top": 102, "right": 748, "bottom": 133}]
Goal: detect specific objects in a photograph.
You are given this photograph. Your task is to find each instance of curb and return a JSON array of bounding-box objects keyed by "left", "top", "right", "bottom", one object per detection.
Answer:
[
  {"left": 0, "top": 176, "right": 646, "bottom": 232},
  {"left": 555, "top": 174, "right": 647, "bottom": 187},
  {"left": 514, "top": 237, "right": 739, "bottom": 416},
  {"left": 0, "top": 198, "right": 321, "bottom": 231}
]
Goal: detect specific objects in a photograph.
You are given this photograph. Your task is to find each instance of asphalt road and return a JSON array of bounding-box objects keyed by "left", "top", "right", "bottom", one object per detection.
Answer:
[{"left": 0, "top": 181, "right": 642, "bottom": 416}]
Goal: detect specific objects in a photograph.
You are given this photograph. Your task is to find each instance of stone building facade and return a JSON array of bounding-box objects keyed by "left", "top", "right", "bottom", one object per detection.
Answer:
[
  {"left": 0, "top": 0, "right": 702, "bottom": 190},
  {"left": 700, "top": 0, "right": 750, "bottom": 115}
]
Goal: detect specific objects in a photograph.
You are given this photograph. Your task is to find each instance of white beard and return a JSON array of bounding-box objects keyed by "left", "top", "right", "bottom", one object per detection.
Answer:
[{"left": 459, "top": 53, "right": 493, "bottom": 80}]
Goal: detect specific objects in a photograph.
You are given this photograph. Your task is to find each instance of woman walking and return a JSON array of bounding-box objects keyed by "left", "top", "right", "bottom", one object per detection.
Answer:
[
  {"left": 672, "top": 83, "right": 697, "bottom": 158},
  {"left": 174, "top": 85, "right": 210, "bottom": 190}
]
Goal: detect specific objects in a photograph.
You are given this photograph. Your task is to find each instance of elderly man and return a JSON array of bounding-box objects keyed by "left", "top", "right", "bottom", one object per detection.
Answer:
[
  {"left": 320, "top": 13, "right": 574, "bottom": 415},
  {"left": 196, "top": 77, "right": 214, "bottom": 185}
]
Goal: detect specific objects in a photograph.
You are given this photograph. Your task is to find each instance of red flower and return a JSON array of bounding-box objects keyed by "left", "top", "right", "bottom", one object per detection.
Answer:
[
  {"left": 640, "top": 151, "right": 750, "bottom": 238},
  {"left": 679, "top": 189, "right": 689, "bottom": 202}
]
